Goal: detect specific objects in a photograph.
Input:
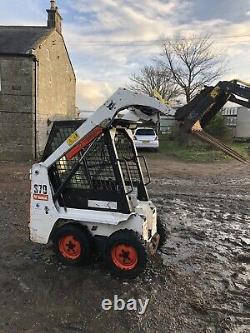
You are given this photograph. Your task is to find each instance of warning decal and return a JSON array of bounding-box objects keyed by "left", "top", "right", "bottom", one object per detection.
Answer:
[{"left": 67, "top": 132, "right": 80, "bottom": 146}]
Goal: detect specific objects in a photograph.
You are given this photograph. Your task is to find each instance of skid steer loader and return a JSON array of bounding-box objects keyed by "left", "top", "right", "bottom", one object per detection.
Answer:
[{"left": 29, "top": 80, "right": 250, "bottom": 278}]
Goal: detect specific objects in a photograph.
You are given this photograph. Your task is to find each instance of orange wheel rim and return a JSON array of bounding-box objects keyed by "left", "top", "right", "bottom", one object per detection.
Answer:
[
  {"left": 59, "top": 235, "right": 81, "bottom": 260},
  {"left": 111, "top": 244, "right": 138, "bottom": 270}
]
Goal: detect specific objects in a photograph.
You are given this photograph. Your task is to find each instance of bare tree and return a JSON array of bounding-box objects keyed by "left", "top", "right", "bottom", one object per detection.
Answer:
[
  {"left": 162, "top": 34, "right": 225, "bottom": 102},
  {"left": 129, "top": 64, "right": 180, "bottom": 102}
]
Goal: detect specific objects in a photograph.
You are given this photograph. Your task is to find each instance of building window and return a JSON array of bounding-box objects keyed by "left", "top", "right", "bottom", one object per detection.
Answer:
[{"left": 225, "top": 116, "right": 237, "bottom": 127}]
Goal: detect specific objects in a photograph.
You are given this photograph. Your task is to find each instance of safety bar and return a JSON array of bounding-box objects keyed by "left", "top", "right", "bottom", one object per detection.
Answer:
[
  {"left": 117, "top": 158, "right": 134, "bottom": 195},
  {"left": 138, "top": 155, "right": 151, "bottom": 186}
]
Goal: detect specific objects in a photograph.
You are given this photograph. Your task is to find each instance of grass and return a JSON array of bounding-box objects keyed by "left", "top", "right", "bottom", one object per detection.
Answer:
[
  {"left": 144, "top": 135, "right": 249, "bottom": 163},
  {"left": 230, "top": 142, "right": 249, "bottom": 157}
]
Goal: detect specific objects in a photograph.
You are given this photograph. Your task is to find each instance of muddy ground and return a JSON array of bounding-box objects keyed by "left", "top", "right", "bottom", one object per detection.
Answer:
[{"left": 0, "top": 160, "right": 249, "bottom": 333}]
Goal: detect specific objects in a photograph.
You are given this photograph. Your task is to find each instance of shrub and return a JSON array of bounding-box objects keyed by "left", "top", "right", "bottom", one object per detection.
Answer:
[{"left": 205, "top": 114, "right": 232, "bottom": 142}]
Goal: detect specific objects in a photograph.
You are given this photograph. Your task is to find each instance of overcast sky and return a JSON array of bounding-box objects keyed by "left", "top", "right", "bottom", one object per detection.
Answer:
[{"left": 0, "top": 0, "right": 249, "bottom": 110}]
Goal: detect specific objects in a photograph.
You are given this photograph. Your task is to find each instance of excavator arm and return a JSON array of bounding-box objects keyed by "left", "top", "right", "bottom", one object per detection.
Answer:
[
  {"left": 175, "top": 80, "right": 250, "bottom": 163},
  {"left": 175, "top": 79, "right": 250, "bottom": 131}
]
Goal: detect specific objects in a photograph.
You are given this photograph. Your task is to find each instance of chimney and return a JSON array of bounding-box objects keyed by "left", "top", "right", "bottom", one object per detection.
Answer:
[{"left": 47, "top": 0, "right": 62, "bottom": 34}]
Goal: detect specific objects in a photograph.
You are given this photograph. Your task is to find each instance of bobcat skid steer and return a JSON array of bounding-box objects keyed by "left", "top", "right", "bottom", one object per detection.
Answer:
[
  {"left": 29, "top": 79, "right": 250, "bottom": 278},
  {"left": 29, "top": 89, "right": 174, "bottom": 278}
]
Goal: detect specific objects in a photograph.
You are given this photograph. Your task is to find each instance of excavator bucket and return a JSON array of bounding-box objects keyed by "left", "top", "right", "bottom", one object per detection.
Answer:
[{"left": 175, "top": 80, "right": 250, "bottom": 164}]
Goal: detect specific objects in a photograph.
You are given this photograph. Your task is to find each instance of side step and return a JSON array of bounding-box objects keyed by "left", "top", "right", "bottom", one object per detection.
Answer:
[{"left": 193, "top": 130, "right": 248, "bottom": 164}]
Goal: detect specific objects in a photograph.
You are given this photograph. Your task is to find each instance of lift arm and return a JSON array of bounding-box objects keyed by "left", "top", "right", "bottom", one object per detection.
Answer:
[{"left": 43, "top": 88, "right": 174, "bottom": 168}]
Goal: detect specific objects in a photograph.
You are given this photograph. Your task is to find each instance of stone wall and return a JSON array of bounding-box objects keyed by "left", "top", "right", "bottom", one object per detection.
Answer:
[
  {"left": 0, "top": 56, "right": 34, "bottom": 161},
  {"left": 34, "top": 30, "right": 76, "bottom": 157},
  {"left": 0, "top": 30, "right": 76, "bottom": 161}
]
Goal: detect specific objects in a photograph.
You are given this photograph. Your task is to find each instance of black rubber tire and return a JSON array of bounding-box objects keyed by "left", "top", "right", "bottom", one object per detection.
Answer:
[
  {"left": 105, "top": 229, "right": 147, "bottom": 279},
  {"left": 157, "top": 217, "right": 168, "bottom": 249},
  {"left": 53, "top": 224, "right": 91, "bottom": 266}
]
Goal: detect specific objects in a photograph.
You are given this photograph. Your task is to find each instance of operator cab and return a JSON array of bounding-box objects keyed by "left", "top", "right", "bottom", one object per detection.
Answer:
[{"left": 43, "top": 121, "right": 151, "bottom": 214}]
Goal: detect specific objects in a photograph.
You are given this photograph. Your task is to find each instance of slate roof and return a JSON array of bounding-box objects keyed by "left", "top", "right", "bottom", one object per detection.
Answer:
[{"left": 0, "top": 26, "right": 52, "bottom": 55}]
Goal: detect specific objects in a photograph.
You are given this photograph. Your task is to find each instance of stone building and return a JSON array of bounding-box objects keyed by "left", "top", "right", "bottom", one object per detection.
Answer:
[{"left": 0, "top": 0, "right": 76, "bottom": 160}]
